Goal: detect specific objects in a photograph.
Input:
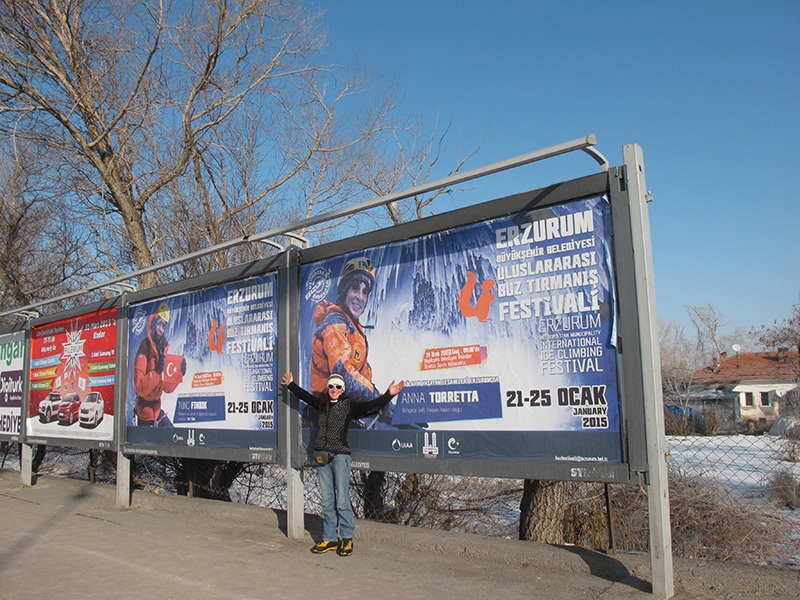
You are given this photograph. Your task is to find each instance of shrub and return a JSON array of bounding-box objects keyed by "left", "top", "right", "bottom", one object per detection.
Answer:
[
  {"left": 767, "top": 468, "right": 800, "bottom": 509},
  {"left": 607, "top": 468, "right": 793, "bottom": 565}
]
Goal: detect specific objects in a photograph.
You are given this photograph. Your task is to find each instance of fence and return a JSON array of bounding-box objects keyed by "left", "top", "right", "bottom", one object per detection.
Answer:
[{"left": 2, "top": 431, "right": 798, "bottom": 569}]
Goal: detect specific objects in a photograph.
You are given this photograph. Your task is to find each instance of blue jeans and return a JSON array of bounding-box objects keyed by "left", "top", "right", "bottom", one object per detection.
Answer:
[{"left": 316, "top": 453, "right": 355, "bottom": 541}]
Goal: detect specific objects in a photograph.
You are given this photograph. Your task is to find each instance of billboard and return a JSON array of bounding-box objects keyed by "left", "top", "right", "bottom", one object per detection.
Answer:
[
  {"left": 0, "top": 330, "right": 25, "bottom": 440},
  {"left": 26, "top": 308, "right": 117, "bottom": 443},
  {"left": 124, "top": 273, "right": 278, "bottom": 458},
  {"left": 298, "top": 195, "right": 623, "bottom": 464}
]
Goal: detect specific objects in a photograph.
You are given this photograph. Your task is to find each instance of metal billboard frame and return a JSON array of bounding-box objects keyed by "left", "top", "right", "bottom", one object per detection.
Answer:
[
  {"left": 117, "top": 255, "right": 284, "bottom": 464},
  {"left": 19, "top": 298, "right": 122, "bottom": 453},
  {"left": 283, "top": 144, "right": 672, "bottom": 597},
  {"left": 291, "top": 170, "right": 643, "bottom": 483}
]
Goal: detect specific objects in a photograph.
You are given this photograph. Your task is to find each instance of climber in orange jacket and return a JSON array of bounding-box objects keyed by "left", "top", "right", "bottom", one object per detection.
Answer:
[
  {"left": 310, "top": 257, "right": 379, "bottom": 406},
  {"left": 133, "top": 302, "right": 185, "bottom": 426}
]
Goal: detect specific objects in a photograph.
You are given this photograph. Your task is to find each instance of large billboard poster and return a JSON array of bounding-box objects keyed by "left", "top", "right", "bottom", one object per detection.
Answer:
[
  {"left": 26, "top": 309, "right": 117, "bottom": 442},
  {"left": 298, "top": 195, "right": 623, "bottom": 463},
  {"left": 0, "top": 330, "right": 25, "bottom": 440},
  {"left": 125, "top": 273, "right": 278, "bottom": 457}
]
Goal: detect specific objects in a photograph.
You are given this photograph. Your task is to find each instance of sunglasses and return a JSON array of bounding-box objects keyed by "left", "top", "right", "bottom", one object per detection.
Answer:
[{"left": 328, "top": 384, "right": 343, "bottom": 390}]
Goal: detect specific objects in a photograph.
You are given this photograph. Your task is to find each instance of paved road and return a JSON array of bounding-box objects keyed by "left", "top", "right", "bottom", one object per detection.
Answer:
[{"left": 0, "top": 469, "right": 797, "bottom": 599}]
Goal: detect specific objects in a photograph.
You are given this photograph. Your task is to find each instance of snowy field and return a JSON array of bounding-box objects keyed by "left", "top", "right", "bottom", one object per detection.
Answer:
[
  {"left": 666, "top": 434, "right": 800, "bottom": 500},
  {"left": 668, "top": 434, "right": 800, "bottom": 570}
]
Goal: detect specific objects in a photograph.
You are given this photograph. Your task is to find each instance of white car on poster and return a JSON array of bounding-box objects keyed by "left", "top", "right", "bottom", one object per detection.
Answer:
[
  {"left": 38, "top": 391, "right": 62, "bottom": 423},
  {"left": 79, "top": 391, "right": 105, "bottom": 428}
]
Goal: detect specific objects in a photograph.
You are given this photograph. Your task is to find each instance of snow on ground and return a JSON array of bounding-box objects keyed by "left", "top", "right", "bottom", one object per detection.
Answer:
[
  {"left": 667, "top": 434, "right": 800, "bottom": 571},
  {"left": 666, "top": 434, "right": 800, "bottom": 499}
]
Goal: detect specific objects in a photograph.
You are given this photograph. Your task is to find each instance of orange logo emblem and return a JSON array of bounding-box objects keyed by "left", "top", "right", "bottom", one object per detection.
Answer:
[
  {"left": 458, "top": 271, "right": 496, "bottom": 322},
  {"left": 208, "top": 319, "right": 226, "bottom": 354}
]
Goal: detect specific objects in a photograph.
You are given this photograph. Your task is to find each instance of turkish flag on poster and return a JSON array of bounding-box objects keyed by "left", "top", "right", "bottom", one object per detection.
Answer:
[{"left": 163, "top": 353, "right": 185, "bottom": 386}]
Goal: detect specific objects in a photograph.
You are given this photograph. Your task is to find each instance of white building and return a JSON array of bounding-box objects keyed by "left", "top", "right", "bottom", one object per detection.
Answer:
[{"left": 690, "top": 349, "right": 799, "bottom": 430}]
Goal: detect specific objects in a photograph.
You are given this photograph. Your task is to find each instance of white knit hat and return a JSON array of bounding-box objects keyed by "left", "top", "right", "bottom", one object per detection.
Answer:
[{"left": 327, "top": 374, "right": 345, "bottom": 392}]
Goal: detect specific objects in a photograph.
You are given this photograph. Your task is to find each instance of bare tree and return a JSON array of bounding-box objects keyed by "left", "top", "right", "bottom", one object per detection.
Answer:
[
  {"left": 658, "top": 319, "right": 699, "bottom": 434},
  {"left": 755, "top": 295, "right": 800, "bottom": 355},
  {"left": 686, "top": 303, "right": 728, "bottom": 368},
  {"left": 0, "top": 0, "right": 445, "bottom": 292},
  {"left": 348, "top": 116, "right": 482, "bottom": 226},
  {"left": 659, "top": 319, "right": 695, "bottom": 396},
  {"left": 687, "top": 304, "right": 762, "bottom": 364},
  {"left": 0, "top": 139, "right": 94, "bottom": 321},
  {"left": 755, "top": 296, "right": 800, "bottom": 418},
  {"left": 660, "top": 307, "right": 758, "bottom": 434}
]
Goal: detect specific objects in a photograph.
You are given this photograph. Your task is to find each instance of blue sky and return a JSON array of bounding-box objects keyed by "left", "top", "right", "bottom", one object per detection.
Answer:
[{"left": 309, "top": 1, "right": 799, "bottom": 336}]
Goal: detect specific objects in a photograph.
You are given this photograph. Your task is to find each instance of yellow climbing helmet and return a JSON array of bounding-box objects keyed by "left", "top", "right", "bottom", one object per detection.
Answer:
[
  {"left": 156, "top": 301, "right": 171, "bottom": 324},
  {"left": 338, "top": 256, "right": 375, "bottom": 298}
]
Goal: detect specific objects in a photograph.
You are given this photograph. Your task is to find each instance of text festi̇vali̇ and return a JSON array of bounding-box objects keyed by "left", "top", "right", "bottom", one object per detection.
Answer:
[
  {"left": 223, "top": 281, "right": 276, "bottom": 428},
  {"left": 494, "top": 209, "right": 609, "bottom": 430}
]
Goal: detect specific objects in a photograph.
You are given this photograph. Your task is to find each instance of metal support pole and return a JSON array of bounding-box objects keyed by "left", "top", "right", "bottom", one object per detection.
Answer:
[
  {"left": 604, "top": 483, "right": 617, "bottom": 554},
  {"left": 20, "top": 443, "right": 33, "bottom": 486},
  {"left": 623, "top": 143, "right": 674, "bottom": 599},
  {"left": 280, "top": 246, "right": 305, "bottom": 539},
  {"left": 116, "top": 452, "right": 132, "bottom": 508},
  {"left": 88, "top": 449, "right": 97, "bottom": 483},
  {"left": 115, "top": 294, "right": 133, "bottom": 508},
  {"left": 285, "top": 438, "right": 305, "bottom": 539},
  {"left": 188, "top": 459, "right": 195, "bottom": 499}
]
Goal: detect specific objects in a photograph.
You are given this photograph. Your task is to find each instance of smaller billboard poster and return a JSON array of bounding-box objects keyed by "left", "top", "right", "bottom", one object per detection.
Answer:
[
  {"left": 26, "top": 308, "right": 117, "bottom": 442},
  {"left": 124, "top": 273, "right": 278, "bottom": 457},
  {"left": 0, "top": 330, "right": 25, "bottom": 439}
]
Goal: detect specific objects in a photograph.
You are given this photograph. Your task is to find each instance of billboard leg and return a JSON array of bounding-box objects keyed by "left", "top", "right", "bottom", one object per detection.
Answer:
[
  {"left": 116, "top": 452, "right": 132, "bottom": 507},
  {"left": 623, "top": 144, "right": 674, "bottom": 599},
  {"left": 285, "top": 466, "right": 304, "bottom": 539},
  {"left": 20, "top": 443, "right": 33, "bottom": 486},
  {"left": 281, "top": 244, "right": 305, "bottom": 540}
]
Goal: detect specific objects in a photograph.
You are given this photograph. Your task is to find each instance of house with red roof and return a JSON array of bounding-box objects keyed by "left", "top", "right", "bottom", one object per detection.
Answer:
[{"left": 687, "top": 349, "right": 799, "bottom": 430}]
